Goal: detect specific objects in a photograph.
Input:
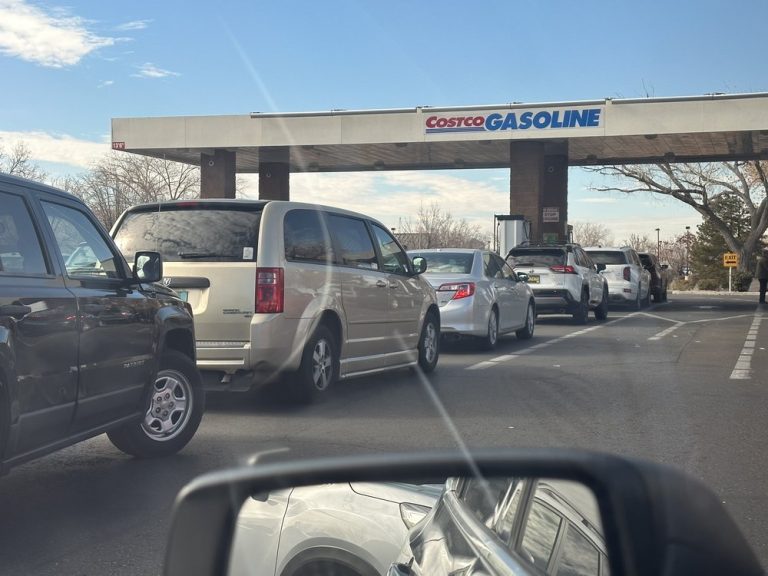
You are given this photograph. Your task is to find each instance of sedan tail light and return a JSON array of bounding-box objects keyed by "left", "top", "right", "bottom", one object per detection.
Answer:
[
  {"left": 623, "top": 266, "right": 631, "bottom": 281},
  {"left": 437, "top": 282, "right": 475, "bottom": 300},
  {"left": 549, "top": 265, "right": 577, "bottom": 274},
  {"left": 255, "top": 267, "right": 284, "bottom": 313}
]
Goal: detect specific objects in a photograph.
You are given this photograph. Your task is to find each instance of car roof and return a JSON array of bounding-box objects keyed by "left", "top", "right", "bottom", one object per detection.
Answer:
[
  {"left": 406, "top": 248, "right": 482, "bottom": 254},
  {"left": 583, "top": 246, "right": 632, "bottom": 252},
  {"left": 0, "top": 172, "right": 83, "bottom": 203}
]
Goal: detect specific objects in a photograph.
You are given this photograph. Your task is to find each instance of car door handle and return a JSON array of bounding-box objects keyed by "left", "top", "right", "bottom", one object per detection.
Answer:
[
  {"left": 376, "top": 280, "right": 388, "bottom": 288},
  {"left": 0, "top": 304, "right": 32, "bottom": 318},
  {"left": 389, "top": 282, "right": 399, "bottom": 289}
]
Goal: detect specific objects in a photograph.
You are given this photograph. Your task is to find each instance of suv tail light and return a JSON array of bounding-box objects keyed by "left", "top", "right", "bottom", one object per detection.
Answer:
[
  {"left": 623, "top": 266, "right": 631, "bottom": 281},
  {"left": 550, "top": 265, "right": 577, "bottom": 274},
  {"left": 438, "top": 282, "right": 475, "bottom": 300},
  {"left": 255, "top": 267, "right": 284, "bottom": 313}
]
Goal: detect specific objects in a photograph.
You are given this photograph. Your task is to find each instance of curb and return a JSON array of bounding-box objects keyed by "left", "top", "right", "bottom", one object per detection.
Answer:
[{"left": 670, "top": 290, "right": 760, "bottom": 296}]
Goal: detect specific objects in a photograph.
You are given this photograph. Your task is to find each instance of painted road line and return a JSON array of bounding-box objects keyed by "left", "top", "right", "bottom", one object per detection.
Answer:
[
  {"left": 467, "top": 361, "right": 496, "bottom": 371},
  {"left": 648, "top": 313, "right": 754, "bottom": 341},
  {"left": 648, "top": 322, "right": 684, "bottom": 340},
  {"left": 730, "top": 311, "right": 764, "bottom": 380}
]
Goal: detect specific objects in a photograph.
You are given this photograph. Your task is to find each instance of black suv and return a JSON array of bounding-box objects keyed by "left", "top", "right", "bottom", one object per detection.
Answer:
[
  {"left": 0, "top": 174, "right": 203, "bottom": 473},
  {"left": 638, "top": 252, "right": 669, "bottom": 302}
]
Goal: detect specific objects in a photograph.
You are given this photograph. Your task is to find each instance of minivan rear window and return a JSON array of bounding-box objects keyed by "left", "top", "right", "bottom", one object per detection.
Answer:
[
  {"left": 114, "top": 207, "right": 262, "bottom": 262},
  {"left": 586, "top": 251, "right": 628, "bottom": 265},
  {"left": 507, "top": 249, "right": 565, "bottom": 268}
]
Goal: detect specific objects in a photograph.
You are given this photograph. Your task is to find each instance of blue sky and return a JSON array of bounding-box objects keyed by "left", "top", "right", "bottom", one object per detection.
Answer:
[{"left": 1, "top": 0, "right": 766, "bottom": 241}]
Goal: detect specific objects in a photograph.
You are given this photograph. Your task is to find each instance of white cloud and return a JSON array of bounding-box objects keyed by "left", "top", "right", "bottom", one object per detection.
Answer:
[
  {"left": 97, "top": 79, "right": 114, "bottom": 88},
  {"left": 132, "top": 62, "right": 180, "bottom": 79},
  {"left": 0, "top": 0, "right": 114, "bottom": 67},
  {"left": 0, "top": 130, "right": 107, "bottom": 169},
  {"left": 115, "top": 19, "right": 151, "bottom": 31}
]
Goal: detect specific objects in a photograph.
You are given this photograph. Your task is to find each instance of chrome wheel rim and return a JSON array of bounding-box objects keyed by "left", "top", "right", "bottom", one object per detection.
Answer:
[
  {"left": 311, "top": 338, "right": 333, "bottom": 390},
  {"left": 142, "top": 369, "right": 192, "bottom": 441},
  {"left": 488, "top": 312, "right": 498, "bottom": 345},
  {"left": 423, "top": 321, "right": 438, "bottom": 364}
]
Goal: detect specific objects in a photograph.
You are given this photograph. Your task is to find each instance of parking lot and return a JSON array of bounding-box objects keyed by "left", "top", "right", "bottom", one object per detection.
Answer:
[{"left": 0, "top": 294, "right": 765, "bottom": 574}]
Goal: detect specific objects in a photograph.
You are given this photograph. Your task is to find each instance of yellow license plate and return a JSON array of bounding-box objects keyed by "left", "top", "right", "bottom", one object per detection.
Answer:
[{"left": 528, "top": 275, "right": 540, "bottom": 284}]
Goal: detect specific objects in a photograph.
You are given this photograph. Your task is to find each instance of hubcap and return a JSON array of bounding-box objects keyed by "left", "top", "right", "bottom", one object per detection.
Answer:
[
  {"left": 489, "top": 313, "right": 498, "bottom": 344},
  {"left": 423, "top": 322, "right": 437, "bottom": 364},
  {"left": 311, "top": 339, "right": 333, "bottom": 390},
  {"left": 143, "top": 369, "right": 192, "bottom": 441}
]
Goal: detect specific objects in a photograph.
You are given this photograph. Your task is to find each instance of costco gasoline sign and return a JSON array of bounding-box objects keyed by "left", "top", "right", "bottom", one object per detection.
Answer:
[{"left": 424, "top": 107, "right": 603, "bottom": 134}]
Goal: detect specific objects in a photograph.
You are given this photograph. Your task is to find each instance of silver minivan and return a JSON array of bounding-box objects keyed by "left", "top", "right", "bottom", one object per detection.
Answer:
[{"left": 112, "top": 200, "right": 440, "bottom": 402}]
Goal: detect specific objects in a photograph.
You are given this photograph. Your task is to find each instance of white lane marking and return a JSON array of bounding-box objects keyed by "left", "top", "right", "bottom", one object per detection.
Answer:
[
  {"left": 648, "top": 322, "right": 684, "bottom": 340},
  {"left": 730, "top": 311, "right": 764, "bottom": 380},
  {"left": 464, "top": 313, "right": 640, "bottom": 370},
  {"left": 648, "top": 313, "right": 755, "bottom": 341}
]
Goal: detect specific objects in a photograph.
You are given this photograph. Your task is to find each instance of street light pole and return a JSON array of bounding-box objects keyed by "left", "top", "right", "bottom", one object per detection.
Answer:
[
  {"left": 685, "top": 225, "right": 691, "bottom": 277},
  {"left": 655, "top": 228, "right": 660, "bottom": 259}
]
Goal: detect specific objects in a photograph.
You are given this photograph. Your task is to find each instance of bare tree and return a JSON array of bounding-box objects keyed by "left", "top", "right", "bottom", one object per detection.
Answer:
[
  {"left": 571, "top": 221, "right": 613, "bottom": 247},
  {"left": 586, "top": 161, "right": 768, "bottom": 272},
  {"left": 622, "top": 233, "right": 654, "bottom": 253},
  {"left": 0, "top": 142, "right": 47, "bottom": 181},
  {"left": 396, "top": 203, "right": 486, "bottom": 249},
  {"left": 64, "top": 153, "right": 201, "bottom": 228}
]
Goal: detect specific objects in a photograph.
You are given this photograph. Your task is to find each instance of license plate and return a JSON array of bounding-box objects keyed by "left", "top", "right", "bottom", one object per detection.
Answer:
[
  {"left": 528, "top": 275, "right": 540, "bottom": 284},
  {"left": 177, "top": 290, "right": 188, "bottom": 302}
]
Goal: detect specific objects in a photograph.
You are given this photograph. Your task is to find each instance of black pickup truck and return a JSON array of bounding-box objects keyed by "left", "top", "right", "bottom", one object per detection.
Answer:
[{"left": 0, "top": 173, "right": 204, "bottom": 474}]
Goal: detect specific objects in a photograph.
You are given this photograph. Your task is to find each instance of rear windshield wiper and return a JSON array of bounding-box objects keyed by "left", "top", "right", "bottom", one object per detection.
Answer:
[{"left": 179, "top": 252, "right": 231, "bottom": 259}]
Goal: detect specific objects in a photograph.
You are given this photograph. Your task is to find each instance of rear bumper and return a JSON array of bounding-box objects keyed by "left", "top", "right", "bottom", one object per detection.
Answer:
[
  {"left": 531, "top": 289, "right": 579, "bottom": 313},
  {"left": 438, "top": 297, "right": 490, "bottom": 337},
  {"left": 605, "top": 280, "right": 637, "bottom": 303}
]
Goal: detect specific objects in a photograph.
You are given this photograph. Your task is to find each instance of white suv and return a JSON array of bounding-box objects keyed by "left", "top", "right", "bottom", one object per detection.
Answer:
[
  {"left": 112, "top": 200, "right": 440, "bottom": 402},
  {"left": 584, "top": 246, "right": 651, "bottom": 309},
  {"left": 506, "top": 243, "right": 608, "bottom": 323}
]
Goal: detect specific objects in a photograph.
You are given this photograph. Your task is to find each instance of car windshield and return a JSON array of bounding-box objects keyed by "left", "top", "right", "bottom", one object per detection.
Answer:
[
  {"left": 2, "top": 2, "right": 767, "bottom": 576},
  {"left": 410, "top": 252, "right": 474, "bottom": 274},
  {"left": 586, "top": 251, "right": 628, "bottom": 265}
]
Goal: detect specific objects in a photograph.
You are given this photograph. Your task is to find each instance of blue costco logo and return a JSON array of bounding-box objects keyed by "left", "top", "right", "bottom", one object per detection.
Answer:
[{"left": 425, "top": 108, "right": 602, "bottom": 134}]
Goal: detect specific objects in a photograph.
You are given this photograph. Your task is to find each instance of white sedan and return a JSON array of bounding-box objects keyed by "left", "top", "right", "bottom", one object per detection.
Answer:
[{"left": 408, "top": 249, "right": 536, "bottom": 349}]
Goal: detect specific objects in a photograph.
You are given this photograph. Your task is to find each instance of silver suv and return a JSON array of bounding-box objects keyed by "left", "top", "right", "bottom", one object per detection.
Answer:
[
  {"left": 112, "top": 200, "right": 440, "bottom": 402},
  {"left": 584, "top": 246, "right": 651, "bottom": 309},
  {"left": 506, "top": 243, "right": 608, "bottom": 324}
]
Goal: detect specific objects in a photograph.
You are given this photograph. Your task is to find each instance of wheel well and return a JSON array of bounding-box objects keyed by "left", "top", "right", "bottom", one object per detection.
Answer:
[
  {"left": 163, "top": 329, "right": 195, "bottom": 360},
  {"left": 281, "top": 548, "right": 377, "bottom": 576},
  {"left": 318, "top": 310, "right": 343, "bottom": 350},
  {"left": 427, "top": 304, "right": 440, "bottom": 327}
]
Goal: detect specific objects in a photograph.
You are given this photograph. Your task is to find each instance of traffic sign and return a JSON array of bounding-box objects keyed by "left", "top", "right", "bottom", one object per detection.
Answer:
[{"left": 723, "top": 252, "right": 739, "bottom": 267}]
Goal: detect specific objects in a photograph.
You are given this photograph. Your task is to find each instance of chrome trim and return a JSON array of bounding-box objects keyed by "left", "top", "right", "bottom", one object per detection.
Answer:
[{"left": 340, "top": 361, "right": 417, "bottom": 380}]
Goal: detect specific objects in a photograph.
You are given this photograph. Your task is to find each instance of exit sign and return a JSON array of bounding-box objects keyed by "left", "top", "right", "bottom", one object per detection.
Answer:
[{"left": 723, "top": 253, "right": 739, "bottom": 267}]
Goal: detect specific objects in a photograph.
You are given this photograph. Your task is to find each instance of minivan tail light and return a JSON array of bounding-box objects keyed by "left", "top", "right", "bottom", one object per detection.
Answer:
[
  {"left": 550, "top": 265, "right": 577, "bottom": 274},
  {"left": 623, "top": 266, "right": 631, "bottom": 281},
  {"left": 437, "top": 282, "right": 475, "bottom": 300},
  {"left": 255, "top": 267, "right": 284, "bottom": 313}
]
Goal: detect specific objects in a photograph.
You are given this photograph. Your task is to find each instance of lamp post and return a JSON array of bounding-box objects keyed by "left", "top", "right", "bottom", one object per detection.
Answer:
[
  {"left": 685, "top": 226, "right": 691, "bottom": 277},
  {"left": 655, "top": 228, "right": 660, "bottom": 259}
]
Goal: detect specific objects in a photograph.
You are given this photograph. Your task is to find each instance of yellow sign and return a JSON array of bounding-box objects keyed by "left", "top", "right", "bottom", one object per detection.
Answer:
[{"left": 723, "top": 252, "right": 739, "bottom": 267}]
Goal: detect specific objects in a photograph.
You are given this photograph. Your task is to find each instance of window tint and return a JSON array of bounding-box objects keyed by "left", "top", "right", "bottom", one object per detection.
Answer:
[
  {"left": 460, "top": 478, "right": 516, "bottom": 529},
  {"left": 484, "top": 253, "right": 502, "bottom": 278},
  {"left": 328, "top": 215, "right": 378, "bottom": 270},
  {"left": 371, "top": 224, "right": 410, "bottom": 275},
  {"left": 557, "top": 525, "right": 600, "bottom": 576},
  {"left": 410, "top": 252, "right": 473, "bottom": 274},
  {"left": 585, "top": 251, "right": 627, "bottom": 265},
  {"left": 284, "top": 209, "right": 333, "bottom": 263},
  {"left": 508, "top": 249, "right": 565, "bottom": 268},
  {"left": 493, "top": 254, "right": 515, "bottom": 279},
  {"left": 0, "top": 192, "right": 48, "bottom": 275},
  {"left": 113, "top": 207, "right": 262, "bottom": 262},
  {"left": 520, "top": 501, "right": 562, "bottom": 572},
  {"left": 43, "top": 202, "right": 120, "bottom": 279}
]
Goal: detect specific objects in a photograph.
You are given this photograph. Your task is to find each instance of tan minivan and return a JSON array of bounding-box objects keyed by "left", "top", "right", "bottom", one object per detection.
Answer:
[{"left": 112, "top": 200, "right": 440, "bottom": 402}]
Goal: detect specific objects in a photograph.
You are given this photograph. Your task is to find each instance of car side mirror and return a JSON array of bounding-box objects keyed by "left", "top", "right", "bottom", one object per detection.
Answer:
[
  {"left": 135, "top": 251, "right": 163, "bottom": 283},
  {"left": 411, "top": 257, "right": 427, "bottom": 275},
  {"left": 661, "top": 264, "right": 669, "bottom": 270},
  {"left": 163, "top": 449, "right": 762, "bottom": 576},
  {"left": 516, "top": 272, "right": 530, "bottom": 283},
  {"left": 596, "top": 263, "right": 607, "bottom": 272}
]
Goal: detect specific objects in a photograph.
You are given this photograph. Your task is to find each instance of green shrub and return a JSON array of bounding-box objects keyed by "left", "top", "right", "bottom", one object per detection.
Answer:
[
  {"left": 732, "top": 271, "right": 753, "bottom": 292},
  {"left": 697, "top": 278, "right": 721, "bottom": 291}
]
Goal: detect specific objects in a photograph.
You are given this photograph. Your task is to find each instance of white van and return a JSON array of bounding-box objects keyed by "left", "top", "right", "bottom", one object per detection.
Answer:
[{"left": 112, "top": 200, "right": 440, "bottom": 402}]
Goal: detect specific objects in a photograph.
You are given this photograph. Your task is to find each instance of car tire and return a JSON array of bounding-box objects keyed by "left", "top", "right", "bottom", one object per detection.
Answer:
[
  {"left": 480, "top": 307, "right": 499, "bottom": 350},
  {"left": 633, "top": 288, "right": 642, "bottom": 310},
  {"left": 594, "top": 286, "right": 609, "bottom": 321},
  {"left": 417, "top": 312, "right": 440, "bottom": 373},
  {"left": 288, "top": 324, "right": 338, "bottom": 403},
  {"left": 516, "top": 301, "right": 535, "bottom": 339},
  {"left": 107, "top": 351, "right": 204, "bottom": 458},
  {"left": 572, "top": 289, "right": 589, "bottom": 325}
]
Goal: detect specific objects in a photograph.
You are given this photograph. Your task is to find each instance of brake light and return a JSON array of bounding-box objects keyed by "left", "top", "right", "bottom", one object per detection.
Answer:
[
  {"left": 550, "top": 265, "right": 577, "bottom": 274},
  {"left": 623, "top": 266, "right": 631, "bottom": 281},
  {"left": 438, "top": 282, "right": 475, "bottom": 300},
  {"left": 255, "top": 267, "right": 284, "bottom": 313}
]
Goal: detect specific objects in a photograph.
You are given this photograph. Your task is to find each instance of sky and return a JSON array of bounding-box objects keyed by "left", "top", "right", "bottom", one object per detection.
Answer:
[{"left": 0, "top": 0, "right": 766, "bottom": 243}]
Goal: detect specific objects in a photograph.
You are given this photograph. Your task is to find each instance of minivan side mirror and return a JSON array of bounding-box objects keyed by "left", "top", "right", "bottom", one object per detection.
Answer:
[
  {"left": 412, "top": 257, "right": 427, "bottom": 275},
  {"left": 516, "top": 272, "right": 530, "bottom": 283},
  {"left": 661, "top": 264, "right": 669, "bottom": 270},
  {"left": 135, "top": 251, "right": 163, "bottom": 283}
]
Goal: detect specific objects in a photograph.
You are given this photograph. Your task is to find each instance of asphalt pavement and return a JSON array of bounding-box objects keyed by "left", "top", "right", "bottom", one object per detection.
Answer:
[{"left": 0, "top": 294, "right": 767, "bottom": 575}]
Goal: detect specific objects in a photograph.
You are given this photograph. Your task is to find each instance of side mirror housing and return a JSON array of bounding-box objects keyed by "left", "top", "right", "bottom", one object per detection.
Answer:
[
  {"left": 135, "top": 251, "right": 163, "bottom": 283},
  {"left": 412, "top": 257, "right": 427, "bottom": 275},
  {"left": 596, "top": 263, "right": 607, "bottom": 272},
  {"left": 516, "top": 272, "right": 530, "bottom": 283},
  {"left": 661, "top": 264, "right": 669, "bottom": 270}
]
